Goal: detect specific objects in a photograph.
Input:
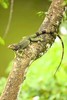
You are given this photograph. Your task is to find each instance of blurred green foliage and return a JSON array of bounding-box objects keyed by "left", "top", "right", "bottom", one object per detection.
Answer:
[
  {"left": 63, "top": 0, "right": 67, "bottom": 6},
  {"left": 0, "top": 0, "right": 9, "bottom": 8},
  {"left": 0, "top": 37, "right": 67, "bottom": 100},
  {"left": 0, "top": 37, "right": 5, "bottom": 45}
]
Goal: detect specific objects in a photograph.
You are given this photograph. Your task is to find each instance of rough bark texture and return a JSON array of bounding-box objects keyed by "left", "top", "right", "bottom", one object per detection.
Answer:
[
  {"left": 0, "top": 0, "right": 65, "bottom": 100},
  {"left": 38, "top": 0, "right": 65, "bottom": 33}
]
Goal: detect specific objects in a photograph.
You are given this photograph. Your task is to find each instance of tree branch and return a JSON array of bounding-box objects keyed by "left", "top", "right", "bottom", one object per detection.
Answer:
[
  {"left": 0, "top": 0, "right": 65, "bottom": 100},
  {"left": 38, "top": 0, "right": 65, "bottom": 33}
]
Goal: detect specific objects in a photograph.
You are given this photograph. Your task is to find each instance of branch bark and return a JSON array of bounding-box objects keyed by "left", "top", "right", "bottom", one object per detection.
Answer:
[{"left": 0, "top": 0, "right": 65, "bottom": 100}]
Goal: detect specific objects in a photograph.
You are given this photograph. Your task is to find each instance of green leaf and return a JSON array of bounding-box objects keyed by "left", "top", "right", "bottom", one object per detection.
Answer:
[
  {"left": 0, "top": 0, "right": 9, "bottom": 9},
  {"left": 0, "top": 37, "right": 5, "bottom": 45},
  {"left": 37, "top": 11, "right": 45, "bottom": 17}
]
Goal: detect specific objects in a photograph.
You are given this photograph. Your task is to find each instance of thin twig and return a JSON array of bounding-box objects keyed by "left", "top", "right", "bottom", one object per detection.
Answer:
[{"left": 3, "top": 0, "right": 14, "bottom": 38}]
